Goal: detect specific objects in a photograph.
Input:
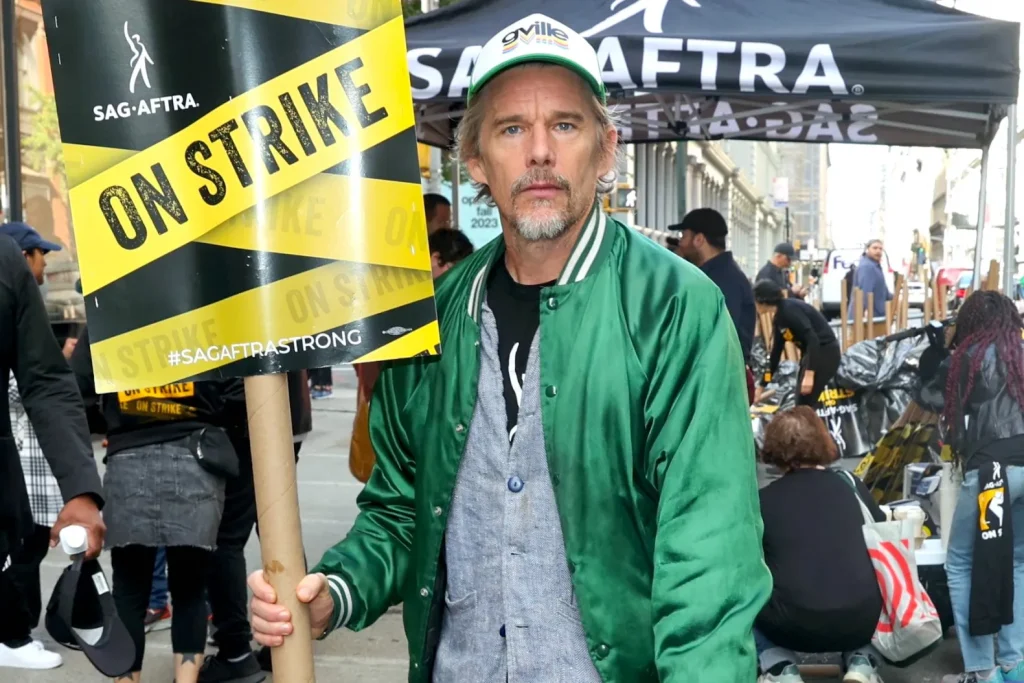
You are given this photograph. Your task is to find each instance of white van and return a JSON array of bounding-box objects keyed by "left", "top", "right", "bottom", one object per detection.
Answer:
[{"left": 819, "top": 248, "right": 896, "bottom": 319}]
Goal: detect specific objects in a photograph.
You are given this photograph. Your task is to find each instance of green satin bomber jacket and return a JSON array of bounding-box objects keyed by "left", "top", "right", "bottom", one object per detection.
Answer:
[{"left": 312, "top": 205, "right": 772, "bottom": 682}]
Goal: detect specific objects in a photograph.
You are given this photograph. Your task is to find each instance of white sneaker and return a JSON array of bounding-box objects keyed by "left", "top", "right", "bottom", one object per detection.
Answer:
[{"left": 0, "top": 640, "right": 64, "bottom": 669}]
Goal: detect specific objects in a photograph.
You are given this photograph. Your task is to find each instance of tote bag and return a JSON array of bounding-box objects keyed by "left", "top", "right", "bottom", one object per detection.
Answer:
[{"left": 838, "top": 470, "right": 943, "bottom": 662}]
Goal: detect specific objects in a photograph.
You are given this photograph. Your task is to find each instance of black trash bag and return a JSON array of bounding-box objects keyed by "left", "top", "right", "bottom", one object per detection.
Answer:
[
  {"left": 749, "top": 337, "right": 770, "bottom": 379},
  {"left": 836, "top": 337, "right": 928, "bottom": 391}
]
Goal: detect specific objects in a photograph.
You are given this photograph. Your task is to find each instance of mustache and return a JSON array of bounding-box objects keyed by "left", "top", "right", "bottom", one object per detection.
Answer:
[{"left": 511, "top": 170, "right": 571, "bottom": 196}]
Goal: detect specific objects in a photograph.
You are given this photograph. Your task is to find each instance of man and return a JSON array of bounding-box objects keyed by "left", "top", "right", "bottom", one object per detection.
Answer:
[
  {"left": 756, "top": 243, "right": 805, "bottom": 299},
  {"left": 0, "top": 228, "right": 105, "bottom": 670},
  {"left": 424, "top": 193, "right": 452, "bottom": 233},
  {"left": 670, "top": 208, "right": 755, "bottom": 363},
  {"left": 429, "top": 228, "right": 475, "bottom": 280},
  {"left": 847, "top": 239, "right": 891, "bottom": 321},
  {"left": 248, "top": 13, "right": 769, "bottom": 683}
]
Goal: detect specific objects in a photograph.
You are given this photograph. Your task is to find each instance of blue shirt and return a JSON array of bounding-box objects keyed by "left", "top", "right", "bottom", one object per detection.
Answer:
[
  {"left": 701, "top": 251, "right": 755, "bottom": 363},
  {"left": 847, "top": 256, "right": 891, "bottom": 319}
]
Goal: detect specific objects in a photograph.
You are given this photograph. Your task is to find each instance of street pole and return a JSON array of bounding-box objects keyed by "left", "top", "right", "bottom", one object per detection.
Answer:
[
  {"left": 2, "top": 0, "right": 22, "bottom": 222},
  {"left": 972, "top": 144, "right": 990, "bottom": 290},
  {"left": 785, "top": 206, "right": 791, "bottom": 243},
  {"left": 1003, "top": 105, "right": 1017, "bottom": 297}
]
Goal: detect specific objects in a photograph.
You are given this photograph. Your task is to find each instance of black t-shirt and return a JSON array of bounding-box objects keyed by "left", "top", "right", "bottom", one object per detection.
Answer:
[
  {"left": 486, "top": 260, "right": 550, "bottom": 443},
  {"left": 70, "top": 327, "right": 243, "bottom": 455},
  {"left": 757, "top": 469, "right": 886, "bottom": 652},
  {"left": 764, "top": 298, "right": 839, "bottom": 384}
]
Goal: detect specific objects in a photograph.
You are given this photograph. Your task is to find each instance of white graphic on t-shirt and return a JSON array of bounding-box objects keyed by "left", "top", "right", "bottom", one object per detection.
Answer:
[
  {"left": 829, "top": 416, "right": 845, "bottom": 451},
  {"left": 507, "top": 341, "right": 524, "bottom": 442}
]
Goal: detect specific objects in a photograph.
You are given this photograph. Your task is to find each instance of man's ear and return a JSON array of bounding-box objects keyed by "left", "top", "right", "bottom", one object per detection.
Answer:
[
  {"left": 466, "top": 155, "right": 488, "bottom": 188},
  {"left": 598, "top": 124, "right": 619, "bottom": 179}
]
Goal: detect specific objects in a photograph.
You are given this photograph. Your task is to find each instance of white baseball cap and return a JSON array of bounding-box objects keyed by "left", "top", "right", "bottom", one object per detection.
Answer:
[{"left": 468, "top": 14, "right": 606, "bottom": 104}]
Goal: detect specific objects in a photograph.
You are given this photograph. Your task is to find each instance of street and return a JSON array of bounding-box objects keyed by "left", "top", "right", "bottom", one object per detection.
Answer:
[{"left": 22, "top": 368, "right": 964, "bottom": 682}]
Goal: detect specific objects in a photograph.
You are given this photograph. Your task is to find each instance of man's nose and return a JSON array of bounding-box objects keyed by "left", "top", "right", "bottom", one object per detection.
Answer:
[{"left": 526, "top": 127, "right": 555, "bottom": 167}]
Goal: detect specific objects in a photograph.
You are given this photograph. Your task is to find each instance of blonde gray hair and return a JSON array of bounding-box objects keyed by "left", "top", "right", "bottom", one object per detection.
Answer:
[{"left": 454, "top": 64, "right": 623, "bottom": 207}]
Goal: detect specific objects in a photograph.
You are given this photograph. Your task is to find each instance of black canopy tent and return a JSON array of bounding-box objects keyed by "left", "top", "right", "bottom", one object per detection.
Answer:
[{"left": 405, "top": 0, "right": 1020, "bottom": 286}]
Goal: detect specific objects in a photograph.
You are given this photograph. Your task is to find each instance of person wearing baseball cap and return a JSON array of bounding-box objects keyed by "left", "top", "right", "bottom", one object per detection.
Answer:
[
  {"left": 0, "top": 222, "right": 63, "bottom": 286},
  {"left": 756, "top": 242, "right": 806, "bottom": 299},
  {"left": 670, "top": 208, "right": 756, "bottom": 403},
  {"left": 250, "top": 13, "right": 768, "bottom": 683}
]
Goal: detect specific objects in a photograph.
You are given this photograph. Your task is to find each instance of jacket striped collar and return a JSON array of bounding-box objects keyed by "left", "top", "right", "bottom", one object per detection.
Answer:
[{"left": 467, "top": 203, "right": 610, "bottom": 322}]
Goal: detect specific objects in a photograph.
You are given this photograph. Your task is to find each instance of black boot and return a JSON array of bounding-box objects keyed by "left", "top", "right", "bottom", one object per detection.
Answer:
[{"left": 197, "top": 652, "right": 266, "bottom": 683}]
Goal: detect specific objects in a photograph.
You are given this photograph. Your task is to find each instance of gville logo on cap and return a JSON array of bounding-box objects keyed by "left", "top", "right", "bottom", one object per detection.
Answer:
[{"left": 502, "top": 19, "right": 570, "bottom": 53}]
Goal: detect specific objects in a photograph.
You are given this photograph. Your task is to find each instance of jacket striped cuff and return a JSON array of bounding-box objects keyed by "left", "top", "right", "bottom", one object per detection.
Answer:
[{"left": 321, "top": 574, "right": 353, "bottom": 639}]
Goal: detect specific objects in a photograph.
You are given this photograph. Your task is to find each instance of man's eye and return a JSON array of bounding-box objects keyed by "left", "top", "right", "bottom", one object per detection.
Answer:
[
  {"left": 503, "top": 125, "right": 522, "bottom": 135},
  {"left": 555, "top": 122, "right": 576, "bottom": 132}
]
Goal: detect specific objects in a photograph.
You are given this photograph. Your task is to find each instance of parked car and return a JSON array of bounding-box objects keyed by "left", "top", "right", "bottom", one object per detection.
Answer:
[
  {"left": 819, "top": 248, "right": 896, "bottom": 319},
  {"left": 907, "top": 280, "right": 926, "bottom": 308},
  {"left": 949, "top": 271, "right": 975, "bottom": 311}
]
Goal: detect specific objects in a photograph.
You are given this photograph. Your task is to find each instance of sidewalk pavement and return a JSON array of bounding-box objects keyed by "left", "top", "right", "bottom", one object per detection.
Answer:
[{"left": 17, "top": 367, "right": 963, "bottom": 682}]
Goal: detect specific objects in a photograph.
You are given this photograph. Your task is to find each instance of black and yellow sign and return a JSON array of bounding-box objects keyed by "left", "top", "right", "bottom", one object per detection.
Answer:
[
  {"left": 118, "top": 383, "right": 200, "bottom": 419},
  {"left": 42, "top": 0, "right": 440, "bottom": 393}
]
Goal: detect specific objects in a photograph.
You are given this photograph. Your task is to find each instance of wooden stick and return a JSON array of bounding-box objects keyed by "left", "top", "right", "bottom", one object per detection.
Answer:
[
  {"left": 885, "top": 301, "right": 893, "bottom": 337},
  {"left": 867, "top": 291, "right": 875, "bottom": 339},
  {"left": 901, "top": 280, "right": 910, "bottom": 330},
  {"left": 840, "top": 282, "right": 850, "bottom": 351},
  {"left": 853, "top": 288, "right": 864, "bottom": 344},
  {"left": 986, "top": 259, "right": 1000, "bottom": 292}
]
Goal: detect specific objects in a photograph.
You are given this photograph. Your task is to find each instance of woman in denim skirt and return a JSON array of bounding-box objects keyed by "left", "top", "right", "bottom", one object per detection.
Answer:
[{"left": 69, "top": 332, "right": 241, "bottom": 683}]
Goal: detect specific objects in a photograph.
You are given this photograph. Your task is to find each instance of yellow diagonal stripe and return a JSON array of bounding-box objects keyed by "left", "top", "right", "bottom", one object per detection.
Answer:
[
  {"left": 352, "top": 320, "right": 441, "bottom": 363},
  {"left": 191, "top": 0, "right": 401, "bottom": 31},
  {"left": 197, "top": 173, "right": 430, "bottom": 271},
  {"left": 89, "top": 260, "right": 437, "bottom": 393},
  {"left": 73, "top": 16, "right": 413, "bottom": 294},
  {"left": 65, "top": 144, "right": 431, "bottom": 272},
  {"left": 62, "top": 144, "right": 134, "bottom": 188}
]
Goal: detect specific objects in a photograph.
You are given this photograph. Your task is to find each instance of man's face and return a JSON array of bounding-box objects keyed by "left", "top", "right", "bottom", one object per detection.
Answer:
[
  {"left": 677, "top": 230, "right": 702, "bottom": 264},
  {"left": 428, "top": 204, "right": 451, "bottom": 233},
  {"left": 867, "top": 241, "right": 884, "bottom": 262},
  {"left": 466, "top": 65, "right": 616, "bottom": 242},
  {"left": 24, "top": 249, "right": 45, "bottom": 284},
  {"left": 775, "top": 253, "right": 791, "bottom": 269}
]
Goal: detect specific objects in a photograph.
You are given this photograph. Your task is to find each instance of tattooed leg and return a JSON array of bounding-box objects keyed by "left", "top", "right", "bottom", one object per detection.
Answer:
[{"left": 174, "top": 652, "right": 204, "bottom": 683}]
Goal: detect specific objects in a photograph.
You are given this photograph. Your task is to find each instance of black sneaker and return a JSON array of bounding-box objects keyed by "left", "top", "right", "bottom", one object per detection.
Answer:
[
  {"left": 197, "top": 653, "right": 266, "bottom": 683},
  {"left": 255, "top": 646, "right": 272, "bottom": 672}
]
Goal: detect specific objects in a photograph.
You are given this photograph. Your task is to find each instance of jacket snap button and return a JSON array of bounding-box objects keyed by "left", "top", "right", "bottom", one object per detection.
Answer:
[
  {"left": 455, "top": 423, "right": 465, "bottom": 433},
  {"left": 547, "top": 296, "right": 558, "bottom": 310},
  {"left": 545, "top": 385, "right": 558, "bottom": 397},
  {"left": 596, "top": 643, "right": 610, "bottom": 658},
  {"left": 433, "top": 506, "right": 443, "bottom": 517},
  {"left": 420, "top": 587, "right": 429, "bottom": 597}
]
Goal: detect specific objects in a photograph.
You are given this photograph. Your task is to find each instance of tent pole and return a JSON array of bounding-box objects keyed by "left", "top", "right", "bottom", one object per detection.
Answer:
[
  {"left": 972, "top": 144, "right": 991, "bottom": 290},
  {"left": 1004, "top": 105, "right": 1017, "bottom": 297},
  {"left": 451, "top": 156, "right": 460, "bottom": 230}
]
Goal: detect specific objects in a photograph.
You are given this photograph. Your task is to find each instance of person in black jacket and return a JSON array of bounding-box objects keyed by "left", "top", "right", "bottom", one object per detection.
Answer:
[
  {"left": 670, "top": 209, "right": 755, "bottom": 363},
  {"left": 754, "top": 279, "right": 840, "bottom": 408},
  {"left": 0, "top": 233, "right": 105, "bottom": 668},
  {"left": 916, "top": 291, "right": 1024, "bottom": 683},
  {"left": 755, "top": 407, "right": 885, "bottom": 683},
  {"left": 756, "top": 243, "right": 806, "bottom": 299}
]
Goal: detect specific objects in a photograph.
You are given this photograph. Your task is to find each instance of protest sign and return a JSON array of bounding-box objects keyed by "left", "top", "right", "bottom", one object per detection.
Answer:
[{"left": 42, "top": 0, "right": 439, "bottom": 394}]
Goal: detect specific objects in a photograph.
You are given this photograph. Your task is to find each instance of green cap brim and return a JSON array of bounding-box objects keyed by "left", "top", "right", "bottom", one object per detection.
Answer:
[{"left": 467, "top": 54, "right": 607, "bottom": 104}]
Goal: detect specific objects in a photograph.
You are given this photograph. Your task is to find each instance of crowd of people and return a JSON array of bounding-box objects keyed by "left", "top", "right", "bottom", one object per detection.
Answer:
[{"left": 3, "top": 10, "right": 1024, "bottom": 683}]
